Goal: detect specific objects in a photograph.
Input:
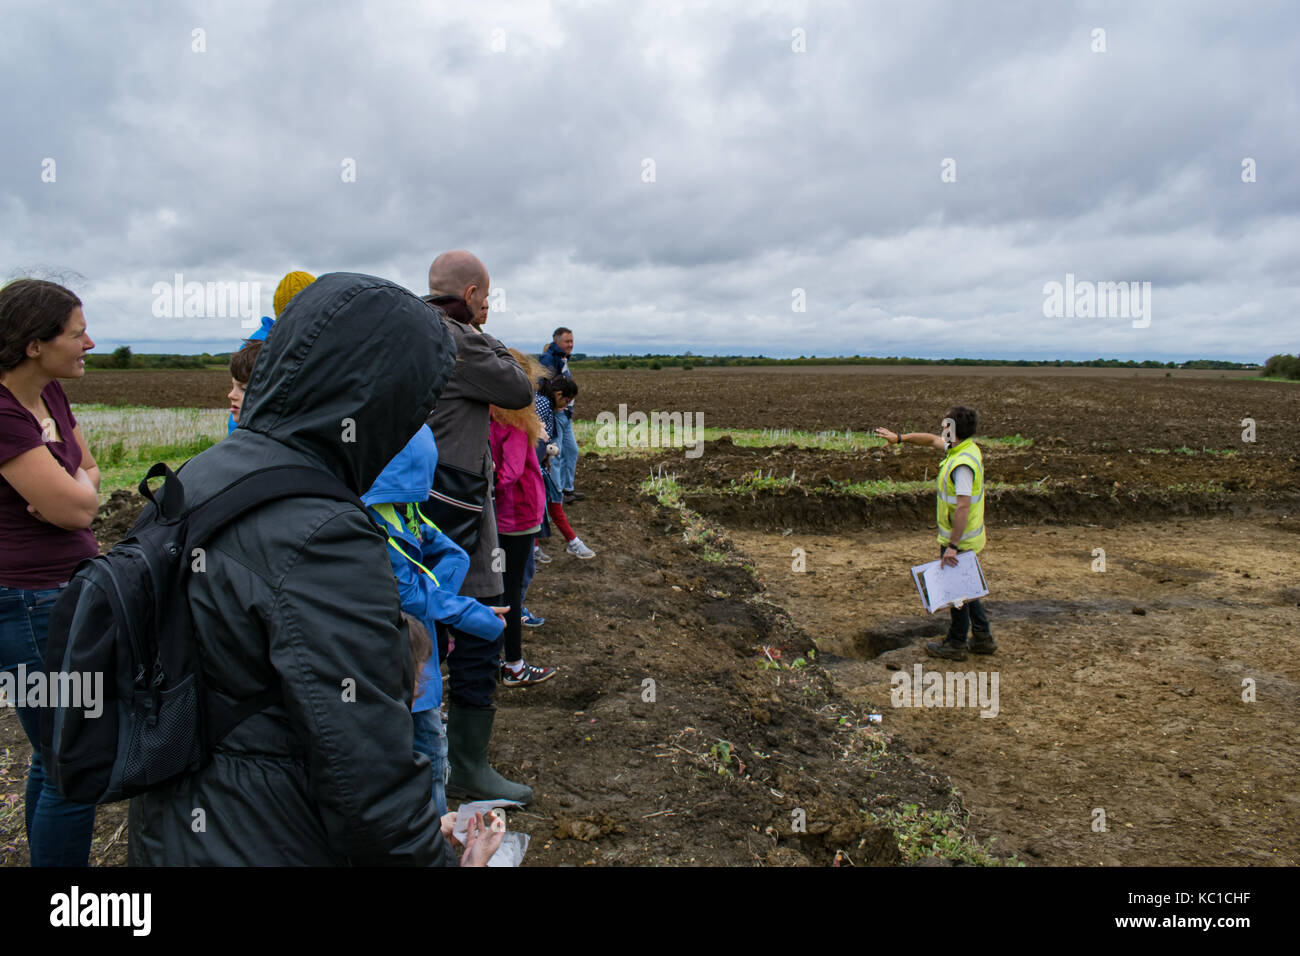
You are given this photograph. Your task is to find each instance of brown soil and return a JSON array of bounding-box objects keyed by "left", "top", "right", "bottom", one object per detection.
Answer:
[
  {"left": 571, "top": 365, "right": 1287, "bottom": 451},
  {"left": 727, "top": 516, "right": 1300, "bottom": 866},
  {"left": 66, "top": 365, "right": 1292, "bottom": 454},
  {"left": 65, "top": 369, "right": 234, "bottom": 408}
]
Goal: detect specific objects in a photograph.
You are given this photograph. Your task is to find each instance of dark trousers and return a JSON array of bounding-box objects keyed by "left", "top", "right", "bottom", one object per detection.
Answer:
[
  {"left": 496, "top": 533, "right": 534, "bottom": 663},
  {"left": 940, "top": 547, "right": 992, "bottom": 644},
  {"left": 444, "top": 598, "right": 503, "bottom": 710},
  {"left": 519, "top": 538, "right": 536, "bottom": 608},
  {"left": 948, "top": 597, "right": 991, "bottom": 644}
]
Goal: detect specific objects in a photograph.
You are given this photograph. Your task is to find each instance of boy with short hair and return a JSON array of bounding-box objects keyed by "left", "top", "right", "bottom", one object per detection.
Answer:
[
  {"left": 226, "top": 339, "right": 262, "bottom": 428},
  {"left": 875, "top": 404, "right": 995, "bottom": 661}
]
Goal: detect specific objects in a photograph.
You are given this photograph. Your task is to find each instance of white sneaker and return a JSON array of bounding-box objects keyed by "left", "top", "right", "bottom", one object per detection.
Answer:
[{"left": 566, "top": 537, "right": 596, "bottom": 559}]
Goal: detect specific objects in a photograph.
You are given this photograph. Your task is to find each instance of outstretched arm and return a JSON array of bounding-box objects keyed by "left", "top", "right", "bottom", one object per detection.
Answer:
[{"left": 875, "top": 427, "right": 946, "bottom": 451}]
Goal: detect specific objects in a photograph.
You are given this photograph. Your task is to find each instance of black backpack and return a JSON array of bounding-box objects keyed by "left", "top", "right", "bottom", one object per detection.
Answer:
[{"left": 39, "top": 462, "right": 366, "bottom": 805}]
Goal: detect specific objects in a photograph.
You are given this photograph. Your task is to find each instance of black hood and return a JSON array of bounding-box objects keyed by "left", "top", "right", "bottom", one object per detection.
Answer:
[{"left": 238, "top": 272, "right": 457, "bottom": 494}]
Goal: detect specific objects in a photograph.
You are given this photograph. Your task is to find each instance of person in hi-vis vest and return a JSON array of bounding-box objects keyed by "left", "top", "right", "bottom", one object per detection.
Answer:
[{"left": 875, "top": 405, "right": 996, "bottom": 662}]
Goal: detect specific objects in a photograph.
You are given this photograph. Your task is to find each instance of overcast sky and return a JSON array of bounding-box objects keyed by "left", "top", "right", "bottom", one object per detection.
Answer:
[{"left": 1, "top": 0, "right": 1296, "bottom": 360}]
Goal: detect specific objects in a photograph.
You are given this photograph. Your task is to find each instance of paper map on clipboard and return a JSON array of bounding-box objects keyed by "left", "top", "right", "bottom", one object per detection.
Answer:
[{"left": 911, "top": 551, "right": 989, "bottom": 614}]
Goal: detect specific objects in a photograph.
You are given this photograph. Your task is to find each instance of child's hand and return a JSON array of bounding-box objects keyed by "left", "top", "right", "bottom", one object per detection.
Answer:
[
  {"left": 460, "top": 811, "right": 505, "bottom": 867},
  {"left": 441, "top": 812, "right": 459, "bottom": 846},
  {"left": 875, "top": 427, "right": 898, "bottom": 445},
  {"left": 489, "top": 606, "right": 509, "bottom": 624}
]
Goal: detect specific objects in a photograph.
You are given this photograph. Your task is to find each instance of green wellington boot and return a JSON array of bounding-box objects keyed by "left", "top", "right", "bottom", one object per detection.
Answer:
[{"left": 445, "top": 706, "right": 534, "bottom": 804}]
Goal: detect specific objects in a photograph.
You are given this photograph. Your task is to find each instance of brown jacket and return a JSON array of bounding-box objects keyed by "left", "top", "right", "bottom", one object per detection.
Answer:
[{"left": 424, "top": 307, "right": 533, "bottom": 596}]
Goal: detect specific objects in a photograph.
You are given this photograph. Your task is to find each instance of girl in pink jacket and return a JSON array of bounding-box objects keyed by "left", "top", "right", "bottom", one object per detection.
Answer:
[{"left": 488, "top": 350, "right": 556, "bottom": 687}]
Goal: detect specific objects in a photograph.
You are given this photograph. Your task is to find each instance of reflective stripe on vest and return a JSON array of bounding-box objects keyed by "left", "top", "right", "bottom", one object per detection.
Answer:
[
  {"left": 936, "top": 439, "right": 986, "bottom": 552},
  {"left": 373, "top": 503, "right": 440, "bottom": 586}
]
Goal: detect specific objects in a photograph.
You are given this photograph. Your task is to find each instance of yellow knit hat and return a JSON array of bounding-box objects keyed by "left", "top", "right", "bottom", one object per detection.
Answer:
[{"left": 273, "top": 270, "right": 316, "bottom": 317}]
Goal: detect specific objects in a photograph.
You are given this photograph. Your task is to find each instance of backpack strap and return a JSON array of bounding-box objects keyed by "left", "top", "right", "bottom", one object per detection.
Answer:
[
  {"left": 184, "top": 465, "right": 366, "bottom": 549},
  {"left": 204, "top": 690, "right": 284, "bottom": 750},
  {"left": 138, "top": 462, "right": 187, "bottom": 520}
]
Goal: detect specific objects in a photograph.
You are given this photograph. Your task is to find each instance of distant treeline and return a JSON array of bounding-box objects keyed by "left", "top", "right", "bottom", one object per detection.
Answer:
[
  {"left": 1261, "top": 354, "right": 1300, "bottom": 381},
  {"left": 567, "top": 354, "right": 1262, "bottom": 372},
  {"left": 85, "top": 347, "right": 227, "bottom": 370},
  {"left": 87, "top": 348, "right": 1279, "bottom": 375}
]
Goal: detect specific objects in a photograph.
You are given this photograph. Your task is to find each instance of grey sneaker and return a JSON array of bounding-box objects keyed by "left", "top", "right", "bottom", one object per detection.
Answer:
[
  {"left": 566, "top": 537, "right": 596, "bottom": 559},
  {"left": 501, "top": 661, "right": 557, "bottom": 687},
  {"left": 533, "top": 545, "right": 552, "bottom": 564}
]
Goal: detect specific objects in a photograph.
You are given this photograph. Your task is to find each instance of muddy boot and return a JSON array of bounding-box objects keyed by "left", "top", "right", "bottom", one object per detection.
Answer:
[
  {"left": 968, "top": 633, "right": 998, "bottom": 655},
  {"left": 446, "top": 706, "right": 533, "bottom": 805},
  {"left": 925, "top": 639, "right": 969, "bottom": 661}
]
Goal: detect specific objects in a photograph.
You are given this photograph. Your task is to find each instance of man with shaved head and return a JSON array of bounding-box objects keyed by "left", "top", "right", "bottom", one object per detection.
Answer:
[
  {"left": 422, "top": 250, "right": 536, "bottom": 804},
  {"left": 428, "top": 250, "right": 491, "bottom": 328}
]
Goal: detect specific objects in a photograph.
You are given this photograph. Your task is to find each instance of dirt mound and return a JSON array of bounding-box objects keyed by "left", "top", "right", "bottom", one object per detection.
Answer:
[
  {"left": 685, "top": 486, "right": 1300, "bottom": 533},
  {"left": 92, "top": 489, "right": 147, "bottom": 550}
]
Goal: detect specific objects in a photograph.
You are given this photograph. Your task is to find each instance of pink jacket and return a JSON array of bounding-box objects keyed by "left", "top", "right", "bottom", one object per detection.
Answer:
[{"left": 489, "top": 420, "right": 545, "bottom": 534}]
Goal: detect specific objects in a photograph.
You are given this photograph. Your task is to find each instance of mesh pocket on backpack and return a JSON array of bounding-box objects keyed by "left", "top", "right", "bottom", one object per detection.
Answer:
[{"left": 120, "top": 675, "right": 204, "bottom": 791}]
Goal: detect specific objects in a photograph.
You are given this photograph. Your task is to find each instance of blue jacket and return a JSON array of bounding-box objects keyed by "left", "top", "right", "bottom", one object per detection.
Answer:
[
  {"left": 539, "top": 342, "right": 574, "bottom": 417},
  {"left": 539, "top": 341, "right": 569, "bottom": 377},
  {"left": 362, "top": 425, "right": 504, "bottom": 712},
  {"left": 228, "top": 316, "right": 276, "bottom": 434}
]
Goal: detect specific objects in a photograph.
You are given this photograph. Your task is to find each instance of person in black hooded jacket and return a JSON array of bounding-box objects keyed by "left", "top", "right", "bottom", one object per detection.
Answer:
[{"left": 127, "top": 273, "right": 500, "bottom": 865}]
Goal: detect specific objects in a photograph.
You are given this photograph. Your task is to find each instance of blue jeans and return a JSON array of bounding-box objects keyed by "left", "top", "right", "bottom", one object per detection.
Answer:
[
  {"left": 0, "top": 583, "right": 97, "bottom": 866},
  {"left": 553, "top": 411, "right": 578, "bottom": 492},
  {"left": 412, "top": 707, "right": 448, "bottom": 818}
]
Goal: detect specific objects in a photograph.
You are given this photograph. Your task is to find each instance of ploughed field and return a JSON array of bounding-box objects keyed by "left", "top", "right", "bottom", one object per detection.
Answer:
[{"left": 0, "top": 366, "right": 1292, "bottom": 866}]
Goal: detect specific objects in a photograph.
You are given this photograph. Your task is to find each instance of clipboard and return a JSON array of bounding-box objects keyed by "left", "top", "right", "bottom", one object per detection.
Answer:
[{"left": 911, "top": 551, "right": 989, "bottom": 614}]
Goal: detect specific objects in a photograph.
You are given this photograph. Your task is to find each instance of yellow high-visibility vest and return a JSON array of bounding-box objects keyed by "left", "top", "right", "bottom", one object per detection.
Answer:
[{"left": 936, "top": 438, "right": 985, "bottom": 552}]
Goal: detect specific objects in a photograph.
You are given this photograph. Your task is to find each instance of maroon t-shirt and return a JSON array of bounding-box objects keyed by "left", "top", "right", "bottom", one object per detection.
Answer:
[{"left": 0, "top": 380, "right": 100, "bottom": 588}]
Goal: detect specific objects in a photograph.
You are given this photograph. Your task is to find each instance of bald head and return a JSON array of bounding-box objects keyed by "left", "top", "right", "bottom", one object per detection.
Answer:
[{"left": 428, "top": 250, "right": 490, "bottom": 325}]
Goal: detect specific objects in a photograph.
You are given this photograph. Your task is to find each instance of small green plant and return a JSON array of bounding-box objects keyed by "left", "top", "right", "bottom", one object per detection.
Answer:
[
  {"left": 703, "top": 739, "right": 743, "bottom": 776},
  {"left": 872, "top": 802, "right": 1021, "bottom": 866},
  {"left": 97, "top": 438, "right": 129, "bottom": 467}
]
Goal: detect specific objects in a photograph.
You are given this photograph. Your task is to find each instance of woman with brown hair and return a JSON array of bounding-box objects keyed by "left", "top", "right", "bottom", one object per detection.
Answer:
[{"left": 0, "top": 278, "right": 99, "bottom": 866}]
